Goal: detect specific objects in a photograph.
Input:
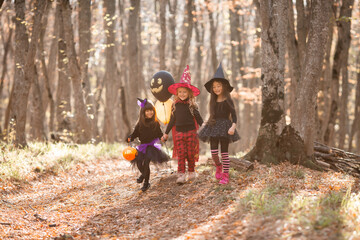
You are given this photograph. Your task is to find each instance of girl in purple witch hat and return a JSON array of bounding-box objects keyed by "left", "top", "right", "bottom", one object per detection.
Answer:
[
  {"left": 199, "top": 62, "right": 240, "bottom": 184},
  {"left": 127, "top": 98, "right": 170, "bottom": 192}
]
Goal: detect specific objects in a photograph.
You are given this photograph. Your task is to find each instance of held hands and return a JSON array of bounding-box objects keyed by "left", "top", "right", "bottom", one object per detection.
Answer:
[
  {"left": 161, "top": 134, "right": 168, "bottom": 142},
  {"left": 228, "top": 127, "right": 235, "bottom": 135}
]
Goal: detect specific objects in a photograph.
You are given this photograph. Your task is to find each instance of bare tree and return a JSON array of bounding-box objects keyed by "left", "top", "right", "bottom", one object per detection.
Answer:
[
  {"left": 349, "top": 55, "right": 360, "bottom": 153},
  {"left": 159, "top": 0, "right": 167, "bottom": 70},
  {"left": 60, "top": 0, "right": 91, "bottom": 143},
  {"left": 79, "top": 0, "right": 98, "bottom": 141},
  {"left": 244, "top": 0, "right": 330, "bottom": 168},
  {"left": 10, "top": 0, "right": 46, "bottom": 147},
  {"left": 324, "top": 0, "right": 354, "bottom": 146},
  {"left": 168, "top": 0, "right": 177, "bottom": 75},
  {"left": 56, "top": 1, "right": 72, "bottom": 133},
  {"left": 292, "top": 0, "right": 332, "bottom": 156},
  {"left": 205, "top": 0, "right": 217, "bottom": 70},
  {"left": 127, "top": 0, "right": 140, "bottom": 120},
  {"left": 175, "top": 0, "right": 194, "bottom": 81},
  {"left": 102, "top": 0, "right": 117, "bottom": 143},
  {"left": 338, "top": 0, "right": 354, "bottom": 149}
]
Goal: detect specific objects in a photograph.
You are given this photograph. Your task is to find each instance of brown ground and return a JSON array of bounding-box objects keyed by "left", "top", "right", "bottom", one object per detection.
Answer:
[{"left": 0, "top": 156, "right": 357, "bottom": 239}]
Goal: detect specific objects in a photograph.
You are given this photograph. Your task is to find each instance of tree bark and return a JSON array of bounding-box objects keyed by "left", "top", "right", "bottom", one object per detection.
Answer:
[
  {"left": 56, "top": 1, "right": 72, "bottom": 133},
  {"left": 127, "top": 0, "right": 141, "bottom": 121},
  {"left": 349, "top": 55, "right": 360, "bottom": 153},
  {"left": 79, "top": 0, "right": 98, "bottom": 142},
  {"left": 60, "top": 0, "right": 91, "bottom": 143},
  {"left": 29, "top": 66, "right": 46, "bottom": 141},
  {"left": 244, "top": 0, "right": 287, "bottom": 164},
  {"left": 338, "top": 0, "right": 354, "bottom": 149},
  {"left": 0, "top": 28, "right": 13, "bottom": 135},
  {"left": 103, "top": 0, "right": 117, "bottom": 143},
  {"left": 295, "top": 0, "right": 307, "bottom": 63},
  {"left": 324, "top": 0, "right": 353, "bottom": 146},
  {"left": 175, "top": 0, "right": 194, "bottom": 81},
  {"left": 168, "top": 0, "right": 177, "bottom": 75},
  {"left": 318, "top": 5, "right": 335, "bottom": 141},
  {"left": 194, "top": 2, "right": 206, "bottom": 117},
  {"left": 205, "top": 0, "right": 217, "bottom": 70},
  {"left": 286, "top": 0, "right": 301, "bottom": 122},
  {"left": 159, "top": 0, "right": 167, "bottom": 70},
  {"left": 10, "top": 0, "right": 46, "bottom": 147},
  {"left": 292, "top": 0, "right": 331, "bottom": 156}
]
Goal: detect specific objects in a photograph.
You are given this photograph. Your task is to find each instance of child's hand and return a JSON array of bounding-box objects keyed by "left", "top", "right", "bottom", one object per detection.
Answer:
[
  {"left": 228, "top": 127, "right": 235, "bottom": 135},
  {"left": 161, "top": 134, "right": 168, "bottom": 142}
]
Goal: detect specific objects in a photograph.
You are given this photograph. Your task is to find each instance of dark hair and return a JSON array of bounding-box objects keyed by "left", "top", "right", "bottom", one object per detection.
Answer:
[
  {"left": 207, "top": 80, "right": 234, "bottom": 125},
  {"left": 137, "top": 101, "right": 159, "bottom": 130}
]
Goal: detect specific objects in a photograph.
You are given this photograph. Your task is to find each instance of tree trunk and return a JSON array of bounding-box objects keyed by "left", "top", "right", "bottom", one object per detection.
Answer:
[
  {"left": 29, "top": 66, "right": 46, "bottom": 141},
  {"left": 229, "top": 1, "right": 243, "bottom": 150},
  {"left": 286, "top": 0, "right": 301, "bottom": 122},
  {"left": 295, "top": 0, "right": 307, "bottom": 63},
  {"left": 0, "top": 27, "right": 13, "bottom": 133},
  {"left": 127, "top": 0, "right": 141, "bottom": 121},
  {"left": 244, "top": 0, "right": 287, "bottom": 164},
  {"left": 292, "top": 0, "right": 331, "bottom": 156},
  {"left": 318, "top": 6, "right": 335, "bottom": 141},
  {"left": 168, "top": 0, "right": 177, "bottom": 75},
  {"left": 324, "top": 0, "right": 353, "bottom": 146},
  {"left": 349, "top": 55, "right": 360, "bottom": 153},
  {"left": 56, "top": 2, "right": 72, "bottom": 133},
  {"left": 175, "top": 0, "right": 194, "bottom": 81},
  {"left": 194, "top": 2, "right": 206, "bottom": 118},
  {"left": 79, "top": 0, "right": 98, "bottom": 142},
  {"left": 159, "top": 0, "right": 167, "bottom": 70},
  {"left": 205, "top": 0, "right": 217, "bottom": 70},
  {"left": 44, "top": 2, "right": 58, "bottom": 134},
  {"left": 338, "top": 0, "right": 354, "bottom": 149},
  {"left": 103, "top": 0, "right": 117, "bottom": 143},
  {"left": 60, "top": 0, "right": 91, "bottom": 143},
  {"left": 117, "top": 0, "right": 131, "bottom": 141},
  {"left": 10, "top": 0, "right": 46, "bottom": 147}
]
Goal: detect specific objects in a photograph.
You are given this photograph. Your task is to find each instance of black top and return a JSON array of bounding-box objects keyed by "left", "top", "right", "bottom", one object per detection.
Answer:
[
  {"left": 165, "top": 102, "right": 203, "bottom": 134},
  {"left": 215, "top": 99, "right": 237, "bottom": 123},
  {"left": 129, "top": 120, "right": 163, "bottom": 144}
]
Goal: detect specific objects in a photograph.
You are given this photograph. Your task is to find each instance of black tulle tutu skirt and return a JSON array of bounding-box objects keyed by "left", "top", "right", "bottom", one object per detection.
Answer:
[
  {"left": 198, "top": 118, "right": 240, "bottom": 143},
  {"left": 131, "top": 146, "right": 170, "bottom": 167}
]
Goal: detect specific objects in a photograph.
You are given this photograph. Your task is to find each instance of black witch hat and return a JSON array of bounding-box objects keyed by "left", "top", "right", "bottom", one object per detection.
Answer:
[{"left": 204, "top": 62, "right": 234, "bottom": 93}]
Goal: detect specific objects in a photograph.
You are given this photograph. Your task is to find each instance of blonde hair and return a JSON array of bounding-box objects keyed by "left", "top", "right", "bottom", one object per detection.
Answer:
[{"left": 172, "top": 87, "right": 198, "bottom": 116}]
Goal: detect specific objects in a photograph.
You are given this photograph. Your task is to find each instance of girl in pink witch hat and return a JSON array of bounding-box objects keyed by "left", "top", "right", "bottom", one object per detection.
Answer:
[{"left": 161, "top": 65, "right": 203, "bottom": 184}]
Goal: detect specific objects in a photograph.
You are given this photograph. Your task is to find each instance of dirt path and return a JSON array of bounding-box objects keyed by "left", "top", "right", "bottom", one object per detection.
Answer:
[
  {"left": 1, "top": 157, "right": 356, "bottom": 239},
  {"left": 0, "top": 157, "right": 247, "bottom": 239}
]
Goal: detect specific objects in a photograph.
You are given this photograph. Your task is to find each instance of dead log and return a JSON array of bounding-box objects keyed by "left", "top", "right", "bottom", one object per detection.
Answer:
[
  {"left": 314, "top": 141, "right": 360, "bottom": 178},
  {"left": 229, "top": 157, "right": 254, "bottom": 172}
]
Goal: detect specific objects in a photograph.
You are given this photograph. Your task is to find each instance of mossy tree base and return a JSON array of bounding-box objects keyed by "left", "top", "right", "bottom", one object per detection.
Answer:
[{"left": 243, "top": 124, "right": 321, "bottom": 171}]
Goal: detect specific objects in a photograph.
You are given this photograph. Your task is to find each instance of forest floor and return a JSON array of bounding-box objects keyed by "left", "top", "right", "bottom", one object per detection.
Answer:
[{"left": 1, "top": 154, "right": 360, "bottom": 239}]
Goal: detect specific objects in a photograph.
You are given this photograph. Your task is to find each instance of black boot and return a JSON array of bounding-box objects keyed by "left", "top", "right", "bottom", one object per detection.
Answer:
[
  {"left": 137, "top": 175, "right": 144, "bottom": 183},
  {"left": 141, "top": 182, "right": 150, "bottom": 192}
]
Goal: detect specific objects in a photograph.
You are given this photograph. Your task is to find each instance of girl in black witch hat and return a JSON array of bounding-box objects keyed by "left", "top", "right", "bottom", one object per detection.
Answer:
[
  {"left": 198, "top": 63, "right": 240, "bottom": 184},
  {"left": 127, "top": 98, "right": 170, "bottom": 191}
]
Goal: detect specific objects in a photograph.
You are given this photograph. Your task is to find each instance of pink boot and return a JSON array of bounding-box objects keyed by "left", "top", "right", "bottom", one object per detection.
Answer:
[
  {"left": 219, "top": 172, "right": 229, "bottom": 184},
  {"left": 215, "top": 164, "right": 222, "bottom": 180}
]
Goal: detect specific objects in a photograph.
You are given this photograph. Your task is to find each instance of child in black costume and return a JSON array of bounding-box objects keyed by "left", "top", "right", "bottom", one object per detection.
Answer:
[
  {"left": 127, "top": 98, "right": 169, "bottom": 191},
  {"left": 198, "top": 63, "right": 240, "bottom": 184}
]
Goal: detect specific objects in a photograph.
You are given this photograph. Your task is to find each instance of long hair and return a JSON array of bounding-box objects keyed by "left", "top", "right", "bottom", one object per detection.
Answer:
[
  {"left": 137, "top": 101, "right": 159, "bottom": 130},
  {"left": 172, "top": 87, "right": 198, "bottom": 116},
  {"left": 207, "top": 80, "right": 234, "bottom": 125}
]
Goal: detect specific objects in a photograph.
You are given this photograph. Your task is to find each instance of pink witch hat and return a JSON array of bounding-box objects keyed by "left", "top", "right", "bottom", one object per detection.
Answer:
[{"left": 168, "top": 65, "right": 200, "bottom": 96}]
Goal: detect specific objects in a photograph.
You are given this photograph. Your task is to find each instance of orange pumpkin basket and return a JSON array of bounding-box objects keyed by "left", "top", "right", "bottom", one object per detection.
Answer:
[{"left": 122, "top": 146, "right": 138, "bottom": 161}]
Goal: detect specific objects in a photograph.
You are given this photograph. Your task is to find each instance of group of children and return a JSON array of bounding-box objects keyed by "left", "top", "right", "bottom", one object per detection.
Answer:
[{"left": 127, "top": 63, "right": 240, "bottom": 192}]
